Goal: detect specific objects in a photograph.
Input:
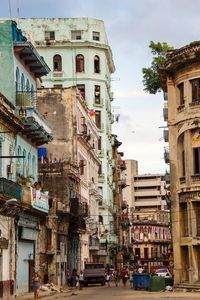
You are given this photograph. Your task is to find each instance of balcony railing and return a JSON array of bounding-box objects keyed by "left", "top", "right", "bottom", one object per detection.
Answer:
[
  {"left": 16, "top": 91, "right": 36, "bottom": 108},
  {"left": 89, "top": 237, "right": 100, "bottom": 250},
  {"left": 0, "top": 178, "right": 22, "bottom": 200}
]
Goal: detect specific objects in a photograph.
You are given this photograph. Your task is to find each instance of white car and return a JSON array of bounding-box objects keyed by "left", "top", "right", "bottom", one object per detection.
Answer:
[{"left": 155, "top": 268, "right": 172, "bottom": 278}]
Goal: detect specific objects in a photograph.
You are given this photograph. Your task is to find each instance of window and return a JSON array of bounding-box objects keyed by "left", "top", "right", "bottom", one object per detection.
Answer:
[
  {"left": 53, "top": 54, "right": 62, "bottom": 71},
  {"left": 177, "top": 82, "right": 184, "bottom": 105},
  {"left": 194, "top": 147, "right": 200, "bottom": 174},
  {"left": 94, "top": 85, "right": 101, "bottom": 104},
  {"left": 23, "top": 149, "right": 26, "bottom": 177},
  {"left": 17, "top": 146, "right": 22, "bottom": 175},
  {"left": 181, "top": 203, "right": 189, "bottom": 237},
  {"left": 45, "top": 31, "right": 55, "bottom": 40},
  {"left": 16, "top": 67, "right": 20, "bottom": 91},
  {"left": 21, "top": 74, "right": 25, "bottom": 91},
  {"left": 182, "top": 150, "right": 185, "bottom": 177},
  {"left": 196, "top": 202, "right": 200, "bottom": 236},
  {"left": 95, "top": 110, "right": 101, "bottom": 129},
  {"left": 26, "top": 79, "right": 30, "bottom": 92},
  {"left": 32, "top": 156, "right": 35, "bottom": 178},
  {"left": 76, "top": 54, "right": 84, "bottom": 72},
  {"left": 99, "top": 215, "right": 103, "bottom": 224},
  {"left": 98, "top": 136, "right": 102, "bottom": 150},
  {"left": 71, "top": 30, "right": 81, "bottom": 40},
  {"left": 27, "top": 153, "right": 31, "bottom": 175},
  {"left": 98, "top": 164, "right": 102, "bottom": 175},
  {"left": 53, "top": 84, "right": 63, "bottom": 88},
  {"left": 94, "top": 55, "right": 100, "bottom": 73},
  {"left": 191, "top": 78, "right": 200, "bottom": 102},
  {"left": 79, "top": 159, "right": 85, "bottom": 175},
  {"left": 144, "top": 248, "right": 149, "bottom": 259},
  {"left": 77, "top": 84, "right": 85, "bottom": 99},
  {"left": 93, "top": 31, "right": 100, "bottom": 41}
]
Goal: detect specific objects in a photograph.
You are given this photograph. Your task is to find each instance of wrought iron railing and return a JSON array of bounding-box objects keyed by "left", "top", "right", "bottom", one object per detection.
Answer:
[{"left": 16, "top": 91, "right": 37, "bottom": 108}]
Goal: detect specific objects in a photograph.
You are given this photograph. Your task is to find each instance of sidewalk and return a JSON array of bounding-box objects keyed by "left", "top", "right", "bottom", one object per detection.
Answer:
[{"left": 6, "top": 288, "right": 74, "bottom": 300}]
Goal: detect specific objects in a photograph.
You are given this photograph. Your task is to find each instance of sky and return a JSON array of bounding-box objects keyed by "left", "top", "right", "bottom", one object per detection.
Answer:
[{"left": 1, "top": 0, "right": 199, "bottom": 174}]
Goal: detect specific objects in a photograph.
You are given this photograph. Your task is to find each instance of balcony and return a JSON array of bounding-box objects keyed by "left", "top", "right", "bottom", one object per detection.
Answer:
[
  {"left": 164, "top": 148, "right": 170, "bottom": 164},
  {"left": 118, "top": 178, "right": 127, "bottom": 188},
  {"left": 0, "top": 178, "right": 22, "bottom": 200},
  {"left": 16, "top": 91, "right": 53, "bottom": 146},
  {"left": 163, "top": 129, "right": 169, "bottom": 142},
  {"left": 163, "top": 104, "right": 168, "bottom": 122},
  {"left": 98, "top": 173, "right": 105, "bottom": 183},
  {"left": 22, "top": 187, "right": 49, "bottom": 213},
  {"left": 89, "top": 237, "right": 100, "bottom": 251}
]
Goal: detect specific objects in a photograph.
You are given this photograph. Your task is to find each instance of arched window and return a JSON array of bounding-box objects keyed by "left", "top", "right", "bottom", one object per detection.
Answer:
[
  {"left": 16, "top": 67, "right": 20, "bottom": 91},
  {"left": 32, "top": 156, "right": 35, "bottom": 178},
  {"left": 53, "top": 54, "right": 62, "bottom": 71},
  {"left": 31, "top": 84, "right": 35, "bottom": 107},
  {"left": 76, "top": 54, "right": 84, "bottom": 72},
  {"left": 17, "top": 146, "right": 22, "bottom": 175},
  {"left": 23, "top": 149, "right": 26, "bottom": 177},
  {"left": 94, "top": 55, "right": 100, "bottom": 73},
  {"left": 27, "top": 153, "right": 31, "bottom": 175},
  {"left": 26, "top": 79, "right": 30, "bottom": 91},
  {"left": 21, "top": 74, "right": 25, "bottom": 91},
  {"left": 99, "top": 215, "right": 103, "bottom": 224}
]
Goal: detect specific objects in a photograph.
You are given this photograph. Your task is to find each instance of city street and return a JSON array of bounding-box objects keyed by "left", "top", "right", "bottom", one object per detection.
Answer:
[{"left": 36, "top": 285, "right": 200, "bottom": 300}]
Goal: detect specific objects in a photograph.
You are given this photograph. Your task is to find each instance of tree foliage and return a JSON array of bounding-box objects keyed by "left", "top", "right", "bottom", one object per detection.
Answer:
[{"left": 142, "top": 41, "right": 173, "bottom": 94}]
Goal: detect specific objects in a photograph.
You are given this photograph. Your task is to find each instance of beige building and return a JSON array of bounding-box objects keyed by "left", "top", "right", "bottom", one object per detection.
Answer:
[
  {"left": 159, "top": 42, "right": 200, "bottom": 286},
  {"left": 37, "top": 87, "right": 102, "bottom": 280},
  {"left": 124, "top": 172, "right": 171, "bottom": 270}
]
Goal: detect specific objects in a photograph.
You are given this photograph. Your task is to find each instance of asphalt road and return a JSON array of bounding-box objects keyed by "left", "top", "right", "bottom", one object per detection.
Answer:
[{"left": 49, "top": 284, "right": 200, "bottom": 300}]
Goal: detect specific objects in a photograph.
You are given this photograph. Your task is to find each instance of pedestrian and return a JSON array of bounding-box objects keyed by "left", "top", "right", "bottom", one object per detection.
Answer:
[
  {"left": 113, "top": 269, "right": 120, "bottom": 287},
  {"left": 137, "top": 265, "right": 144, "bottom": 274},
  {"left": 105, "top": 271, "right": 111, "bottom": 287},
  {"left": 72, "top": 268, "right": 77, "bottom": 287},
  {"left": 129, "top": 268, "right": 134, "bottom": 287},
  {"left": 67, "top": 270, "right": 71, "bottom": 287},
  {"left": 79, "top": 271, "right": 84, "bottom": 290},
  {"left": 32, "top": 271, "right": 41, "bottom": 300},
  {"left": 121, "top": 266, "right": 129, "bottom": 287}
]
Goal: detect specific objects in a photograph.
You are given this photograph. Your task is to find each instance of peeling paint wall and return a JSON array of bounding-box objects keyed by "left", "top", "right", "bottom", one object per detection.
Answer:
[{"left": 0, "top": 20, "right": 15, "bottom": 105}]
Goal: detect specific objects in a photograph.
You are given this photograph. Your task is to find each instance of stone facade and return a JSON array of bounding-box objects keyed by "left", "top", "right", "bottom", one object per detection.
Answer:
[{"left": 159, "top": 42, "right": 200, "bottom": 285}]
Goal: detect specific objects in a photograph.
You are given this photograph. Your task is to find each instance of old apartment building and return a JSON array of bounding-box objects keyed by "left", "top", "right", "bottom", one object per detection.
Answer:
[
  {"left": 123, "top": 168, "right": 171, "bottom": 270},
  {"left": 16, "top": 18, "right": 117, "bottom": 260},
  {"left": 159, "top": 42, "right": 200, "bottom": 286}
]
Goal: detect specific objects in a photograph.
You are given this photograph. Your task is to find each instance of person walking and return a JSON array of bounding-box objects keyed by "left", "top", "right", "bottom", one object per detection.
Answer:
[
  {"left": 79, "top": 271, "right": 84, "bottom": 290},
  {"left": 113, "top": 269, "right": 120, "bottom": 287},
  {"left": 32, "top": 271, "right": 41, "bottom": 300},
  {"left": 121, "top": 266, "right": 129, "bottom": 287},
  {"left": 105, "top": 271, "right": 111, "bottom": 287}
]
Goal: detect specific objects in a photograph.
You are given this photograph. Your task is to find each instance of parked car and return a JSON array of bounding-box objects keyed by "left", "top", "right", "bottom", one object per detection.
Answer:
[{"left": 155, "top": 268, "right": 172, "bottom": 278}]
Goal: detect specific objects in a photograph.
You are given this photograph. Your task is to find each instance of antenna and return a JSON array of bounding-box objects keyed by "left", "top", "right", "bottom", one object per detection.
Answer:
[
  {"left": 8, "top": 0, "right": 12, "bottom": 19},
  {"left": 17, "top": 0, "right": 20, "bottom": 18}
]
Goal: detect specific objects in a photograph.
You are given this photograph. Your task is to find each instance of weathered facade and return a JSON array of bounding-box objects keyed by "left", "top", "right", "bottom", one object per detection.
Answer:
[
  {"left": 15, "top": 18, "right": 117, "bottom": 260},
  {"left": 0, "top": 20, "right": 52, "bottom": 297},
  {"left": 37, "top": 87, "right": 102, "bottom": 279},
  {"left": 159, "top": 42, "right": 200, "bottom": 286}
]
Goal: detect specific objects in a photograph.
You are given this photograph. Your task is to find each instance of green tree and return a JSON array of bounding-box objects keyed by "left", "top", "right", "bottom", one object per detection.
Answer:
[{"left": 142, "top": 41, "right": 173, "bottom": 94}]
